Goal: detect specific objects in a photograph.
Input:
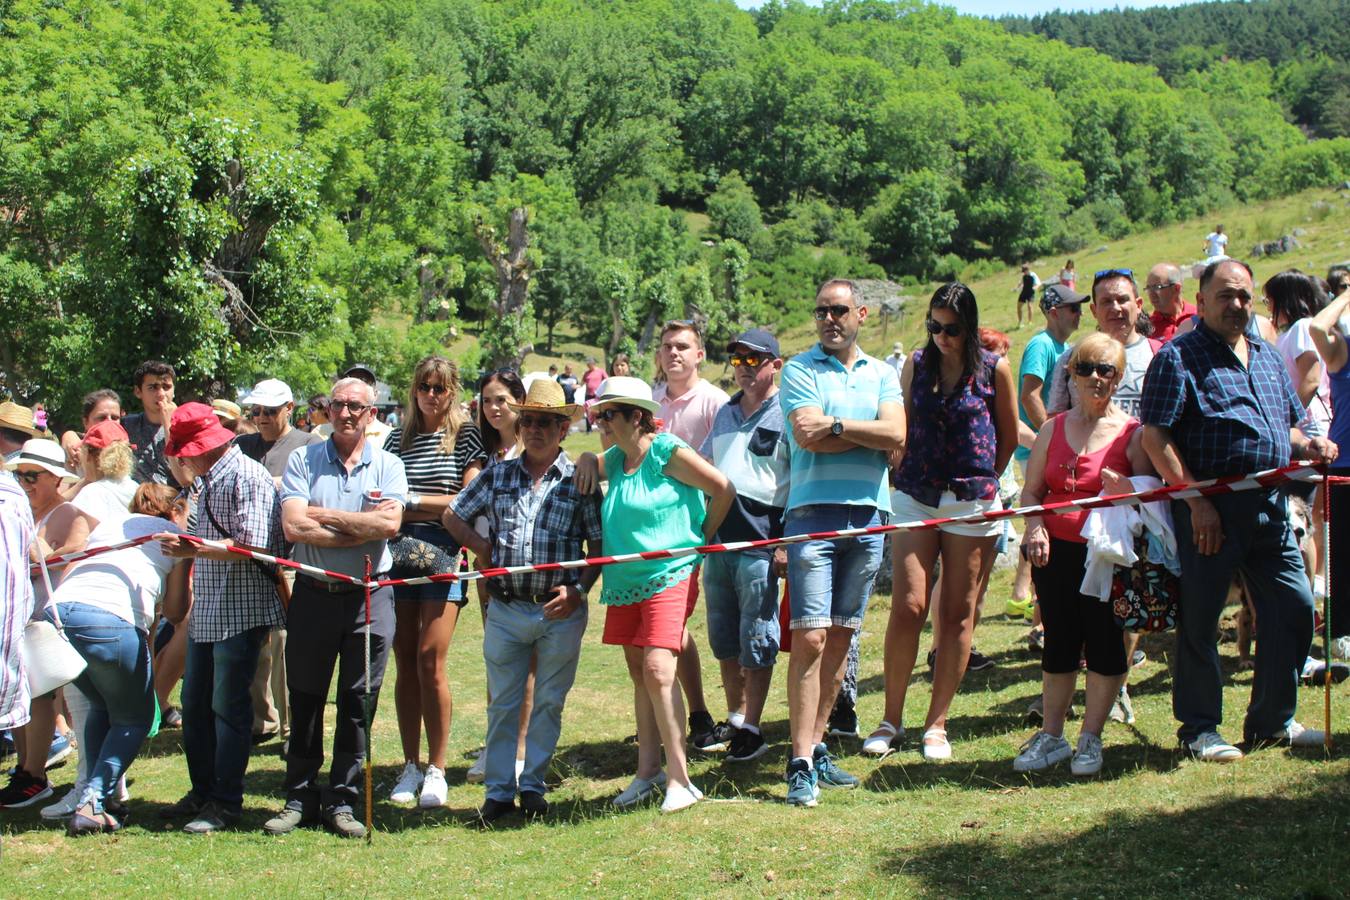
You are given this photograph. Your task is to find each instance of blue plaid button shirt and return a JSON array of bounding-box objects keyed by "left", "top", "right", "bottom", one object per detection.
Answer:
[
  {"left": 450, "top": 451, "right": 603, "bottom": 599},
  {"left": 1139, "top": 321, "right": 1302, "bottom": 480},
  {"left": 190, "top": 445, "right": 285, "bottom": 642}
]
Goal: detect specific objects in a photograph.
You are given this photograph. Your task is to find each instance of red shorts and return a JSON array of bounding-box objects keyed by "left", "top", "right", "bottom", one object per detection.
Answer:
[{"left": 603, "top": 571, "right": 697, "bottom": 652}]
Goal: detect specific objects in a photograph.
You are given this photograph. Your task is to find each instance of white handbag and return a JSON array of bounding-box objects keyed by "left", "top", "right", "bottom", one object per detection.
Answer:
[{"left": 21, "top": 547, "right": 87, "bottom": 697}]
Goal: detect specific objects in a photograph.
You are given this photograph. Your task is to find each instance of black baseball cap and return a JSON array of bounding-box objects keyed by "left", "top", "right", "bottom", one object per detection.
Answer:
[
  {"left": 726, "top": 328, "right": 781, "bottom": 358},
  {"left": 340, "top": 363, "right": 377, "bottom": 385},
  {"left": 1040, "top": 284, "right": 1087, "bottom": 313}
]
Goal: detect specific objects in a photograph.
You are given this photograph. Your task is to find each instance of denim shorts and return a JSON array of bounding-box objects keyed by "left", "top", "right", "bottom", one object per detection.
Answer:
[
  {"left": 784, "top": 504, "right": 886, "bottom": 631},
  {"left": 703, "top": 551, "right": 780, "bottom": 669},
  {"left": 392, "top": 523, "right": 466, "bottom": 606}
]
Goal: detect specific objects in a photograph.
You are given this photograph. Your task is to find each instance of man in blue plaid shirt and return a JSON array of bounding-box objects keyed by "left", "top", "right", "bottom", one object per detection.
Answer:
[
  {"left": 1141, "top": 258, "right": 1338, "bottom": 763},
  {"left": 445, "top": 379, "right": 602, "bottom": 826}
]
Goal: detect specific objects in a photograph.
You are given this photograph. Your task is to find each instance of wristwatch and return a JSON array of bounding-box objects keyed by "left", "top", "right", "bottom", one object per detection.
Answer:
[
  {"left": 830, "top": 417, "right": 844, "bottom": 436},
  {"left": 407, "top": 492, "right": 421, "bottom": 511}
]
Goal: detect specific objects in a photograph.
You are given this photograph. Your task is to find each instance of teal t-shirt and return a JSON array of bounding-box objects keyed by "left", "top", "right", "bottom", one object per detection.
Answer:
[
  {"left": 599, "top": 432, "right": 705, "bottom": 606},
  {"left": 1015, "top": 330, "right": 1066, "bottom": 462}
]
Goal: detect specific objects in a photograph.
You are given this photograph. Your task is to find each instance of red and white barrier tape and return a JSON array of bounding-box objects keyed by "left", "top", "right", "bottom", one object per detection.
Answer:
[{"left": 31, "top": 460, "right": 1329, "bottom": 588}]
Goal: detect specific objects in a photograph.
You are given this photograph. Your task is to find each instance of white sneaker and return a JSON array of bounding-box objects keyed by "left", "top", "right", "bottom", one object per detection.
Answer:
[
  {"left": 1013, "top": 730, "right": 1071, "bottom": 772},
  {"left": 1273, "top": 721, "right": 1325, "bottom": 748},
  {"left": 1070, "top": 732, "right": 1103, "bottom": 776},
  {"left": 1334, "top": 635, "right": 1350, "bottom": 661},
  {"left": 612, "top": 770, "right": 667, "bottom": 809},
  {"left": 390, "top": 761, "right": 423, "bottom": 803},
  {"left": 40, "top": 781, "right": 87, "bottom": 820},
  {"left": 659, "top": 780, "right": 700, "bottom": 814},
  {"left": 1186, "top": 731, "right": 1243, "bottom": 762},
  {"left": 466, "top": 748, "right": 486, "bottom": 784},
  {"left": 419, "top": 765, "right": 448, "bottom": 808}
]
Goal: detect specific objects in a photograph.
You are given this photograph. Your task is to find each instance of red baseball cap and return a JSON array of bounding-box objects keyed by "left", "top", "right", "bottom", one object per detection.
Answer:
[
  {"left": 164, "top": 402, "right": 235, "bottom": 458},
  {"left": 83, "top": 419, "right": 130, "bottom": 449}
]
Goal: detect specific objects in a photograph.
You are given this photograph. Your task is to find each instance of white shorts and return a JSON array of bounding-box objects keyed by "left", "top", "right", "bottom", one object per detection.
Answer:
[{"left": 890, "top": 489, "right": 1004, "bottom": 539}]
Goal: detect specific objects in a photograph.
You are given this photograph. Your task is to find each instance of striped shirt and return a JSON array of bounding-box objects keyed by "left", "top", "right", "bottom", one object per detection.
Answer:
[
  {"left": 0, "top": 473, "right": 35, "bottom": 730},
  {"left": 780, "top": 344, "right": 902, "bottom": 513},
  {"left": 386, "top": 424, "right": 486, "bottom": 496},
  {"left": 699, "top": 391, "right": 790, "bottom": 547}
]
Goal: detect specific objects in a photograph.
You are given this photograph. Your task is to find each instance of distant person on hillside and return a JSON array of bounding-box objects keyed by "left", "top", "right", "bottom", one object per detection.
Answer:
[
  {"left": 885, "top": 341, "right": 906, "bottom": 377},
  {"left": 1203, "top": 224, "right": 1228, "bottom": 261},
  {"left": 1013, "top": 264, "right": 1041, "bottom": 330},
  {"left": 556, "top": 363, "right": 579, "bottom": 405},
  {"left": 581, "top": 358, "right": 607, "bottom": 433},
  {"left": 1057, "top": 260, "right": 1077, "bottom": 292},
  {"left": 1145, "top": 264, "right": 1195, "bottom": 342}
]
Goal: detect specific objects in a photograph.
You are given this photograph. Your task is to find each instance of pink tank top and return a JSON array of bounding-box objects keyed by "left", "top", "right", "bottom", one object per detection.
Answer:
[{"left": 1041, "top": 414, "right": 1140, "bottom": 544}]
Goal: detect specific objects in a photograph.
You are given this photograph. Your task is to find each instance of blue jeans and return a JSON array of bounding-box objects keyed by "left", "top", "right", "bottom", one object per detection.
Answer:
[
  {"left": 182, "top": 627, "right": 266, "bottom": 813},
  {"left": 482, "top": 598, "right": 587, "bottom": 802},
  {"left": 1172, "top": 490, "right": 1314, "bottom": 743},
  {"left": 784, "top": 505, "right": 886, "bottom": 630},
  {"left": 58, "top": 602, "right": 153, "bottom": 812},
  {"left": 703, "top": 551, "right": 780, "bottom": 668}
]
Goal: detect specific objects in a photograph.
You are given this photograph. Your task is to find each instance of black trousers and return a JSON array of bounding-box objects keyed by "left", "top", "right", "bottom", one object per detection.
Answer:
[
  {"left": 1031, "top": 538, "right": 1127, "bottom": 677},
  {"left": 283, "top": 580, "right": 395, "bottom": 813}
]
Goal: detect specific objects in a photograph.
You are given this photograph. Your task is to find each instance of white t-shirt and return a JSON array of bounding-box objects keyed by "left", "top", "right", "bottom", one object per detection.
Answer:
[
  {"left": 72, "top": 478, "right": 136, "bottom": 526},
  {"left": 1277, "top": 319, "right": 1331, "bottom": 437},
  {"left": 51, "top": 515, "right": 181, "bottom": 632},
  {"left": 1205, "top": 232, "right": 1228, "bottom": 258}
]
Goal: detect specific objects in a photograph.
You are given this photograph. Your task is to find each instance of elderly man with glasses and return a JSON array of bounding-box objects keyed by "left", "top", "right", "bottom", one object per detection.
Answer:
[{"left": 1145, "top": 264, "right": 1196, "bottom": 343}]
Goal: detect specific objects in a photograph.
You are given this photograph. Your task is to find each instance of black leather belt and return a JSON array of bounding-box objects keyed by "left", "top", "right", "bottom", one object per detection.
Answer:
[
  {"left": 297, "top": 574, "right": 366, "bottom": 594},
  {"left": 489, "top": 586, "right": 556, "bottom": 605}
]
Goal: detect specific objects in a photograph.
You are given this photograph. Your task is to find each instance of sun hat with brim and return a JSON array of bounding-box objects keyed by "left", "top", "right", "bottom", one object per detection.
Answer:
[
  {"left": 0, "top": 401, "right": 39, "bottom": 436},
  {"left": 591, "top": 376, "right": 660, "bottom": 414},
  {"left": 211, "top": 399, "right": 242, "bottom": 422},
  {"left": 83, "top": 419, "right": 130, "bottom": 449},
  {"left": 243, "top": 378, "right": 294, "bottom": 408},
  {"left": 164, "top": 402, "right": 236, "bottom": 458},
  {"left": 9, "top": 439, "right": 77, "bottom": 480},
  {"left": 506, "top": 379, "right": 582, "bottom": 422}
]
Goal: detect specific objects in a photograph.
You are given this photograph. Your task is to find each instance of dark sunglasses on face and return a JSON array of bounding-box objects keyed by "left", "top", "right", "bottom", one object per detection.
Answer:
[
  {"left": 251, "top": 406, "right": 284, "bottom": 419},
  {"left": 1073, "top": 361, "right": 1119, "bottom": 379},
  {"left": 596, "top": 407, "right": 633, "bottom": 422},
  {"left": 925, "top": 319, "right": 963, "bottom": 337},
  {"left": 329, "top": 400, "right": 371, "bottom": 414},
  {"left": 729, "top": 354, "right": 770, "bottom": 368},
  {"left": 417, "top": 382, "right": 448, "bottom": 396},
  {"left": 812, "top": 304, "right": 852, "bottom": 321},
  {"left": 14, "top": 471, "right": 42, "bottom": 484},
  {"left": 519, "top": 414, "right": 565, "bottom": 429}
]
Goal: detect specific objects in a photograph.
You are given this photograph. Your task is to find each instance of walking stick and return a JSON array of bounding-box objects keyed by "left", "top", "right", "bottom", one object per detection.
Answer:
[
  {"left": 364, "top": 554, "right": 374, "bottom": 843},
  {"left": 1321, "top": 473, "right": 1333, "bottom": 751}
]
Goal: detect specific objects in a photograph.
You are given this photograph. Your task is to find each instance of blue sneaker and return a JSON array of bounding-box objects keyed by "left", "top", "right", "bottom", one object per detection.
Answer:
[
  {"left": 47, "top": 731, "right": 73, "bottom": 769},
  {"left": 813, "top": 742, "right": 860, "bottom": 789},
  {"left": 785, "top": 758, "right": 819, "bottom": 807}
]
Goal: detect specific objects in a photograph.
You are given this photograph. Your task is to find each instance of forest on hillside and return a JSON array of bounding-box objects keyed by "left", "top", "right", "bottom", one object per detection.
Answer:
[{"left": 4, "top": 0, "right": 1350, "bottom": 419}]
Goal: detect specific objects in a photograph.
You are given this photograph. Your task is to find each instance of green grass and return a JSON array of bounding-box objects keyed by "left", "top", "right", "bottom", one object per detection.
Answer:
[{"left": 5, "top": 563, "right": 1348, "bottom": 896}]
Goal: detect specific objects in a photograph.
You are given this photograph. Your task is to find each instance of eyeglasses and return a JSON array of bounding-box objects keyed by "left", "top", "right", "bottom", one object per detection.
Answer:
[
  {"left": 417, "top": 382, "right": 447, "bottom": 396},
  {"left": 1072, "top": 361, "right": 1119, "bottom": 379},
  {"left": 519, "top": 414, "right": 565, "bottom": 429},
  {"left": 729, "top": 354, "right": 770, "bottom": 368},
  {"left": 813, "top": 304, "right": 853, "bottom": 321},
  {"left": 329, "top": 400, "right": 372, "bottom": 414},
  {"left": 1145, "top": 281, "right": 1178, "bottom": 293},
  {"left": 251, "top": 406, "right": 285, "bottom": 419},
  {"left": 925, "top": 320, "right": 963, "bottom": 338},
  {"left": 13, "top": 471, "right": 42, "bottom": 484}
]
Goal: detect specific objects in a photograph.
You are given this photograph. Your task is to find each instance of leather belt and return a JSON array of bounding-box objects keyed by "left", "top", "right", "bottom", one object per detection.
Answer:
[
  {"left": 297, "top": 574, "right": 366, "bottom": 594},
  {"left": 489, "top": 585, "right": 556, "bottom": 605}
]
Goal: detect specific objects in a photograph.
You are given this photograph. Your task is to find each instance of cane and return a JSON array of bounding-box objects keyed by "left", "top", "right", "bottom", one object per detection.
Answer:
[
  {"left": 363, "top": 554, "right": 374, "bottom": 843},
  {"left": 1321, "top": 472, "right": 1333, "bottom": 751}
]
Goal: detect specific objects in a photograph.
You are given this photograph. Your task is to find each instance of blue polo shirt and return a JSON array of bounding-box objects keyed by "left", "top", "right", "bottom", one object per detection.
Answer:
[
  {"left": 780, "top": 343, "right": 902, "bottom": 513},
  {"left": 1139, "top": 321, "right": 1302, "bottom": 480},
  {"left": 281, "top": 439, "right": 408, "bottom": 579}
]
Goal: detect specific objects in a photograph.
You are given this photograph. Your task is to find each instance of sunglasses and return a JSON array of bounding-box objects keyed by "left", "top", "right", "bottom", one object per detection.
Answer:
[
  {"left": 596, "top": 407, "right": 634, "bottom": 422},
  {"left": 812, "top": 304, "right": 853, "bottom": 321},
  {"left": 519, "top": 414, "right": 565, "bottom": 429},
  {"left": 1145, "top": 281, "right": 1178, "bottom": 293},
  {"left": 329, "top": 400, "right": 371, "bottom": 414},
  {"left": 1072, "top": 361, "right": 1119, "bottom": 379},
  {"left": 925, "top": 320, "right": 964, "bottom": 337},
  {"left": 1093, "top": 268, "right": 1135, "bottom": 287},
  {"left": 729, "top": 354, "right": 770, "bottom": 368},
  {"left": 417, "top": 382, "right": 448, "bottom": 396},
  {"left": 13, "top": 471, "right": 43, "bottom": 485},
  {"left": 251, "top": 406, "right": 285, "bottom": 419}
]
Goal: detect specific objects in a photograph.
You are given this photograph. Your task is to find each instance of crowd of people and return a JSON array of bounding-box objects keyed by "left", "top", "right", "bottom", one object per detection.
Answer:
[{"left": 0, "top": 256, "right": 1346, "bottom": 834}]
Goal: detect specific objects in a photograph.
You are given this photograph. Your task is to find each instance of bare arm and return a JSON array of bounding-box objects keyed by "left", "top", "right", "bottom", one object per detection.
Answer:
[
  {"left": 1309, "top": 288, "right": 1350, "bottom": 374},
  {"left": 992, "top": 358, "right": 1019, "bottom": 475},
  {"left": 307, "top": 501, "right": 403, "bottom": 541},
  {"left": 442, "top": 511, "right": 491, "bottom": 563},
  {"left": 1019, "top": 374, "right": 1048, "bottom": 430},
  {"left": 1017, "top": 425, "right": 1054, "bottom": 567},
  {"left": 282, "top": 499, "right": 371, "bottom": 547},
  {"left": 1142, "top": 423, "right": 1221, "bottom": 555},
  {"left": 1124, "top": 427, "right": 1156, "bottom": 479},
  {"left": 789, "top": 403, "right": 905, "bottom": 454},
  {"left": 404, "top": 460, "right": 483, "bottom": 524},
  {"left": 662, "top": 446, "right": 736, "bottom": 541},
  {"left": 159, "top": 559, "right": 193, "bottom": 624},
  {"left": 1290, "top": 351, "right": 1323, "bottom": 408}
]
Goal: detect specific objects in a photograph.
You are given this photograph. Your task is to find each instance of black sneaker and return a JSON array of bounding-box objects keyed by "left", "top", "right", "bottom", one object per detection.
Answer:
[
  {"left": 726, "top": 728, "right": 768, "bottom": 762},
  {"left": 925, "top": 649, "right": 936, "bottom": 669},
  {"left": 0, "top": 769, "right": 52, "bottom": 808},
  {"left": 826, "top": 698, "right": 858, "bottom": 738},
  {"left": 159, "top": 792, "right": 206, "bottom": 820},
  {"left": 692, "top": 718, "right": 735, "bottom": 752},
  {"left": 966, "top": 648, "right": 996, "bottom": 672}
]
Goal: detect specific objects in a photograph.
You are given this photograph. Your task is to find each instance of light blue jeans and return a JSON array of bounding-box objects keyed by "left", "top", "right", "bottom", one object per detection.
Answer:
[
  {"left": 482, "top": 597, "right": 587, "bottom": 802},
  {"left": 703, "top": 551, "right": 780, "bottom": 669},
  {"left": 57, "top": 602, "right": 153, "bottom": 813}
]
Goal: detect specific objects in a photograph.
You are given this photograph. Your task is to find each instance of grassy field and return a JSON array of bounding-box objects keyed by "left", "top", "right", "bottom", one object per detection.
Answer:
[{"left": 3, "top": 548, "right": 1347, "bottom": 896}]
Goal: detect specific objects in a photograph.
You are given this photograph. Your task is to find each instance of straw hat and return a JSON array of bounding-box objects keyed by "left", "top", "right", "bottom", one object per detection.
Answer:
[
  {"left": 590, "top": 376, "right": 660, "bottom": 414},
  {"left": 506, "top": 379, "right": 581, "bottom": 422},
  {"left": 0, "top": 401, "right": 39, "bottom": 436}
]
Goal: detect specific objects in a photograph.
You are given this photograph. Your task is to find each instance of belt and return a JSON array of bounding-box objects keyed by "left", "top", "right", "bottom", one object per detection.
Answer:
[
  {"left": 297, "top": 574, "right": 367, "bottom": 594},
  {"left": 489, "top": 585, "right": 556, "bottom": 605}
]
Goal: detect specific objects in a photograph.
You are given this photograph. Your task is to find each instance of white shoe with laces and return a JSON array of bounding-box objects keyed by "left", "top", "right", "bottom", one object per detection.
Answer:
[
  {"left": 419, "top": 765, "right": 448, "bottom": 808},
  {"left": 1013, "top": 730, "right": 1071, "bottom": 772},
  {"left": 40, "top": 781, "right": 87, "bottom": 820},
  {"left": 1186, "top": 731, "right": 1242, "bottom": 762},
  {"left": 1272, "top": 721, "right": 1325, "bottom": 748},
  {"left": 1070, "top": 732, "right": 1104, "bottom": 776},
  {"left": 390, "top": 762, "right": 423, "bottom": 804}
]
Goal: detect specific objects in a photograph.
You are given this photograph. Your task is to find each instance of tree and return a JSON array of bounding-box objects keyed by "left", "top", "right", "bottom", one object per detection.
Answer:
[
  {"left": 471, "top": 206, "right": 534, "bottom": 370},
  {"left": 704, "top": 172, "right": 763, "bottom": 246}
]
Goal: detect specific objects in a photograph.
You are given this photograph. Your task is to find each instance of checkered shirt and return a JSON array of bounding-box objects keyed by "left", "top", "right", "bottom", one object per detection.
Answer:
[
  {"left": 1139, "top": 321, "right": 1302, "bottom": 480},
  {"left": 450, "top": 451, "right": 602, "bottom": 599},
  {"left": 190, "top": 445, "right": 285, "bottom": 642}
]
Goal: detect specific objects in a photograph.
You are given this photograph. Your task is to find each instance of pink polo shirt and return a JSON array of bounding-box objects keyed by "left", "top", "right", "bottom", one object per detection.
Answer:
[
  {"left": 581, "top": 366, "right": 606, "bottom": 401},
  {"left": 654, "top": 378, "right": 731, "bottom": 451}
]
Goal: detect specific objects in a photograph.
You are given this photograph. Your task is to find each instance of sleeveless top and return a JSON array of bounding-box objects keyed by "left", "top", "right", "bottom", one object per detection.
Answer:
[
  {"left": 894, "top": 348, "right": 1001, "bottom": 506},
  {"left": 1042, "top": 414, "right": 1141, "bottom": 544},
  {"left": 599, "top": 432, "right": 705, "bottom": 606}
]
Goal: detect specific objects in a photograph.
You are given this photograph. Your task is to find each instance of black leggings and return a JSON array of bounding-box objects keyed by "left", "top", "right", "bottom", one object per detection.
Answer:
[
  {"left": 1330, "top": 468, "right": 1350, "bottom": 640},
  {"left": 1031, "top": 538, "right": 1127, "bottom": 676}
]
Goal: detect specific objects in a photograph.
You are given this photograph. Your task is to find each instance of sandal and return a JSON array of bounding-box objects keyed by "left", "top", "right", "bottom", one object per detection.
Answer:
[
  {"left": 862, "top": 721, "right": 903, "bottom": 757},
  {"left": 921, "top": 727, "right": 952, "bottom": 761}
]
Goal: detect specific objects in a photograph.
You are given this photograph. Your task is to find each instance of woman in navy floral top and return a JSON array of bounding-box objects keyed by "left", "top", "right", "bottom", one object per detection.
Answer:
[{"left": 862, "top": 283, "right": 1018, "bottom": 762}]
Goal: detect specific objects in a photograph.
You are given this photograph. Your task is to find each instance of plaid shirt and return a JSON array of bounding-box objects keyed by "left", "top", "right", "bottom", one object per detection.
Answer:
[
  {"left": 190, "top": 445, "right": 285, "bottom": 642},
  {"left": 1140, "top": 321, "right": 1302, "bottom": 480},
  {"left": 450, "top": 451, "right": 602, "bottom": 599}
]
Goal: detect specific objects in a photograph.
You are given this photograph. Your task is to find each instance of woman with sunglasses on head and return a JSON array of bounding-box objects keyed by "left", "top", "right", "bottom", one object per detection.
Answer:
[
  {"left": 865, "top": 283, "right": 1018, "bottom": 762},
  {"left": 1014, "top": 333, "right": 1154, "bottom": 776},
  {"left": 588, "top": 377, "right": 734, "bottom": 813},
  {"left": 385, "top": 356, "right": 487, "bottom": 808}
]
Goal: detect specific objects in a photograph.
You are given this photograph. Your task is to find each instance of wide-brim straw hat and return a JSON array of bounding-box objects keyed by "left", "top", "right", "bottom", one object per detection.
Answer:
[
  {"left": 506, "top": 379, "right": 582, "bottom": 422},
  {"left": 0, "top": 401, "right": 39, "bottom": 436},
  {"left": 590, "top": 376, "right": 660, "bottom": 414}
]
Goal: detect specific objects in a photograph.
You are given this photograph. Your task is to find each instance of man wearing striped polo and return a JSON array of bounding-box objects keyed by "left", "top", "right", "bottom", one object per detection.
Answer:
[{"left": 779, "top": 279, "right": 906, "bottom": 806}]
